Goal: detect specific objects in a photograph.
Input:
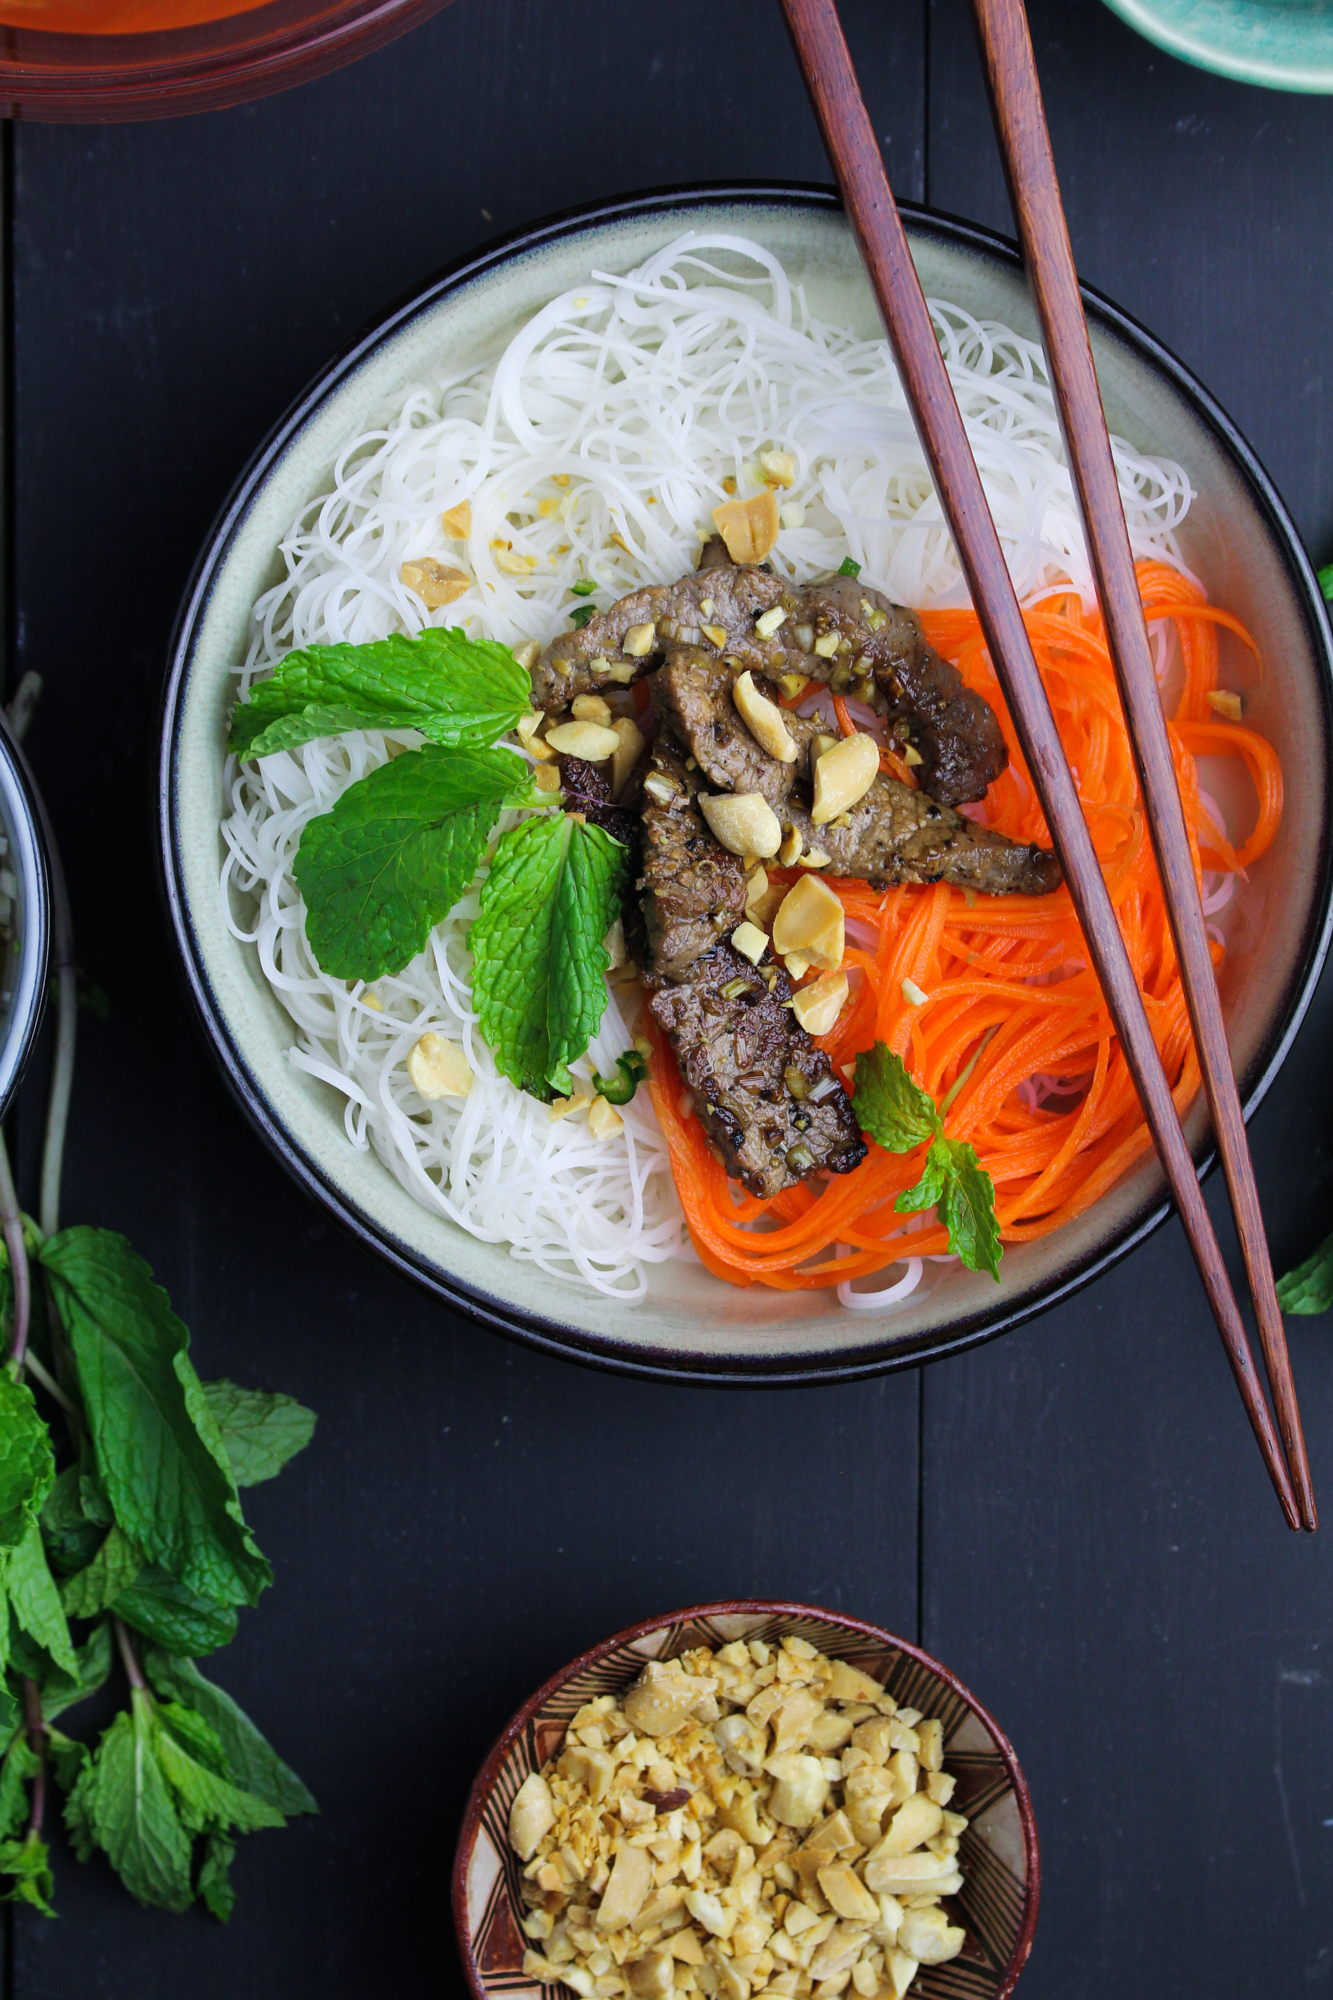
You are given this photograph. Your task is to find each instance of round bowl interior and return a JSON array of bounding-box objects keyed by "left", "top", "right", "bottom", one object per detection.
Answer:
[
  {"left": 0, "top": 719, "right": 51, "bottom": 1122},
  {"left": 1101, "top": 0, "right": 1333, "bottom": 91},
  {"left": 159, "top": 185, "right": 1333, "bottom": 1384},
  {"left": 0, "top": 0, "right": 454, "bottom": 122},
  {"left": 451, "top": 1601, "right": 1039, "bottom": 2000}
]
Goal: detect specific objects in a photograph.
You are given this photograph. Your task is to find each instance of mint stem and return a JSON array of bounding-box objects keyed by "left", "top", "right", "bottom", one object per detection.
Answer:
[
  {"left": 21, "top": 1675, "right": 46, "bottom": 1839},
  {"left": 112, "top": 1616, "right": 146, "bottom": 1693}
]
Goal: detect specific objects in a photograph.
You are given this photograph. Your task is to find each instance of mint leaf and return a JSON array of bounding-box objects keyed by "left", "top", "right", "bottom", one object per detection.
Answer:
[
  {"left": 202, "top": 1381, "right": 316, "bottom": 1488},
  {"left": 472, "top": 813, "right": 629, "bottom": 1099},
  {"left": 41, "top": 1467, "right": 104, "bottom": 1576},
  {"left": 1277, "top": 1226, "right": 1333, "bottom": 1314},
  {"left": 111, "top": 1568, "right": 238, "bottom": 1658},
  {"left": 227, "top": 627, "right": 532, "bottom": 761},
  {"left": 199, "top": 1833, "right": 236, "bottom": 1921},
  {"left": 0, "top": 1365, "right": 55, "bottom": 1554},
  {"left": 60, "top": 1524, "right": 141, "bottom": 1620},
  {"left": 155, "top": 1705, "right": 285, "bottom": 1836},
  {"left": 855, "top": 1042, "right": 1002, "bottom": 1281},
  {"left": 6, "top": 1518, "right": 77, "bottom": 1676},
  {"left": 145, "top": 1651, "right": 316, "bottom": 1817},
  {"left": 294, "top": 744, "right": 533, "bottom": 981},
  {"left": 40, "top": 1229, "right": 270, "bottom": 1610},
  {"left": 0, "top": 1830, "right": 55, "bottom": 1917},
  {"left": 0, "top": 1735, "right": 37, "bottom": 1841},
  {"left": 47, "top": 1729, "right": 88, "bottom": 1794},
  {"left": 895, "top": 1133, "right": 952, "bottom": 1215},
  {"left": 66, "top": 1691, "right": 194, "bottom": 1911},
  {"left": 937, "top": 1141, "right": 1002, "bottom": 1282},
  {"left": 1319, "top": 563, "right": 1333, "bottom": 605},
  {"left": 852, "top": 1046, "right": 941, "bottom": 1153}
]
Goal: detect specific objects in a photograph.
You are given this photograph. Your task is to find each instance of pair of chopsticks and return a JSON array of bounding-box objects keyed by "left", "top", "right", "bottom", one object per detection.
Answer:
[{"left": 780, "top": 0, "right": 1315, "bottom": 1529}]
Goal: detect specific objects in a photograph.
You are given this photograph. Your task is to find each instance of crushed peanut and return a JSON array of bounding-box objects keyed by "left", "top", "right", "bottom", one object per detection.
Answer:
[
  {"left": 401, "top": 557, "right": 470, "bottom": 608},
  {"left": 510, "top": 1637, "right": 968, "bottom": 2000},
  {"left": 441, "top": 500, "right": 472, "bottom": 538}
]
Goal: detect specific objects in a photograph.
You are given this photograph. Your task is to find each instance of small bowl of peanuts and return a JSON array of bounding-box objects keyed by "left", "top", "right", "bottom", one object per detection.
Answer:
[{"left": 452, "top": 1601, "right": 1039, "bottom": 2000}]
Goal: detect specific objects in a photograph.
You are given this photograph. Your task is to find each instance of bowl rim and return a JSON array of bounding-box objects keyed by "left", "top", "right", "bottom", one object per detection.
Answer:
[
  {"left": 0, "top": 0, "right": 454, "bottom": 124},
  {"left": 449, "top": 1597, "right": 1042, "bottom": 2000},
  {"left": 158, "top": 178, "right": 1333, "bottom": 1387},
  {"left": 1100, "top": 0, "right": 1333, "bottom": 93},
  {"left": 0, "top": 712, "right": 51, "bottom": 1123}
]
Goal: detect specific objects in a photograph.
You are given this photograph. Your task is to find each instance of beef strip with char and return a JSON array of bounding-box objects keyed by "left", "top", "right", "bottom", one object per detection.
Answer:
[
  {"left": 778, "top": 575, "right": 1007, "bottom": 805},
  {"left": 781, "top": 782, "right": 1061, "bottom": 896},
  {"left": 637, "top": 736, "right": 747, "bottom": 986},
  {"left": 649, "top": 941, "right": 866, "bottom": 1199},
  {"left": 533, "top": 549, "right": 1007, "bottom": 804},
  {"left": 654, "top": 648, "right": 1060, "bottom": 897},
  {"left": 531, "top": 559, "right": 786, "bottom": 713},
  {"left": 637, "top": 732, "right": 866, "bottom": 1195}
]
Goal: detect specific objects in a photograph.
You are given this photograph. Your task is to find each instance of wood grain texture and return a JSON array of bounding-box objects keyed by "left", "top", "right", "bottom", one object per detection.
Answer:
[
  {"left": 969, "top": 0, "right": 1312, "bottom": 1522},
  {"left": 5, "top": 2, "right": 924, "bottom": 1994},
  {"left": 782, "top": 0, "right": 1296, "bottom": 1523},
  {"left": 926, "top": 1, "right": 1333, "bottom": 1991}
]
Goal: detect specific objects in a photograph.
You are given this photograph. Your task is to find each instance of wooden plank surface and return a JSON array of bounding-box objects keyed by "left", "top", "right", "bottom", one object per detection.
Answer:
[
  {"left": 8, "top": 0, "right": 1333, "bottom": 1994},
  {"left": 925, "top": 3, "right": 1333, "bottom": 1993},
  {"left": 6, "top": 4, "right": 924, "bottom": 1994}
]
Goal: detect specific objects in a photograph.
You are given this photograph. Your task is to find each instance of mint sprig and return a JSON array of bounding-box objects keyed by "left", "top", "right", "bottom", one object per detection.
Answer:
[
  {"left": 1277, "top": 1227, "right": 1333, "bottom": 1315},
  {"left": 0, "top": 1227, "right": 316, "bottom": 1920},
  {"left": 227, "top": 627, "right": 532, "bottom": 762},
  {"left": 852, "top": 1044, "right": 1002, "bottom": 1281},
  {"left": 472, "top": 814, "right": 630, "bottom": 1099},
  {"left": 293, "top": 744, "right": 536, "bottom": 981}
]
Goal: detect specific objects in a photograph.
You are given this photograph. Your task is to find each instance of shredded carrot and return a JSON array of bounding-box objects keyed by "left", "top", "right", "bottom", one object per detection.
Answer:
[{"left": 645, "top": 562, "right": 1282, "bottom": 1290}]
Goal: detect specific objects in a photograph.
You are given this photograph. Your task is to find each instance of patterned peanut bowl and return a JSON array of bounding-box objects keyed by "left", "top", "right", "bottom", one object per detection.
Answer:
[{"left": 452, "top": 1602, "right": 1040, "bottom": 2000}]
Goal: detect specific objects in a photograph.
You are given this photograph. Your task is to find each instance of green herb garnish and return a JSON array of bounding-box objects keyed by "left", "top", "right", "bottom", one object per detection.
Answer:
[
  {"left": 227, "top": 627, "right": 531, "bottom": 762},
  {"left": 838, "top": 557, "right": 862, "bottom": 579},
  {"left": 0, "top": 1229, "right": 316, "bottom": 1921},
  {"left": 852, "top": 1044, "right": 1002, "bottom": 1280},
  {"left": 1318, "top": 563, "right": 1333, "bottom": 603},
  {"left": 293, "top": 744, "right": 537, "bottom": 981},
  {"left": 1277, "top": 1228, "right": 1333, "bottom": 1314},
  {"left": 570, "top": 579, "right": 597, "bottom": 597},
  {"left": 569, "top": 605, "right": 598, "bottom": 629},
  {"left": 472, "top": 814, "right": 630, "bottom": 1099},
  {"left": 592, "top": 1050, "right": 648, "bottom": 1105}
]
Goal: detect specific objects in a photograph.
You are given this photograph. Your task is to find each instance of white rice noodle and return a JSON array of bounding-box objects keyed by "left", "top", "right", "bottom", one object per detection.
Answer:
[{"left": 220, "top": 230, "right": 1220, "bottom": 1309}]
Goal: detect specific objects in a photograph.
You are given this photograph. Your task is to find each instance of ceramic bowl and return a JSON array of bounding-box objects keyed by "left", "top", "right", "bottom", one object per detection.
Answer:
[
  {"left": 158, "top": 184, "right": 1333, "bottom": 1384},
  {"left": 0, "top": 717, "right": 50, "bottom": 1122},
  {"left": 1102, "top": 0, "right": 1333, "bottom": 91},
  {"left": 451, "top": 1601, "right": 1040, "bottom": 2000},
  {"left": 0, "top": 0, "right": 455, "bottom": 123}
]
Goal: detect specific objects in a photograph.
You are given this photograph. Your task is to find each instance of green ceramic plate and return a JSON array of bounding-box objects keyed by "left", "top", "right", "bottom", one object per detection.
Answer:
[{"left": 1103, "top": 0, "right": 1333, "bottom": 91}]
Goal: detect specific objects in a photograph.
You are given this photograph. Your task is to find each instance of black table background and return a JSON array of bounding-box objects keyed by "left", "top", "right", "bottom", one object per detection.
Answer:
[{"left": 4, "top": 1, "right": 1333, "bottom": 1992}]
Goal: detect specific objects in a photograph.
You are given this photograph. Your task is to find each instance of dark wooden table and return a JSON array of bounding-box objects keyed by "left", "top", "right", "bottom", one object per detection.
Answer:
[{"left": 4, "top": 1, "right": 1333, "bottom": 1992}]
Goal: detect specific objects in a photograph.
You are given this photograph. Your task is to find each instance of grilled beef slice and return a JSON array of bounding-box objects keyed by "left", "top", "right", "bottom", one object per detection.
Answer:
[
  {"left": 531, "top": 561, "right": 786, "bottom": 713},
  {"left": 654, "top": 649, "right": 1060, "bottom": 897},
  {"left": 779, "top": 575, "right": 1008, "bottom": 806},
  {"left": 534, "top": 554, "right": 1007, "bottom": 804},
  {"left": 637, "top": 737, "right": 747, "bottom": 986},
  {"left": 648, "top": 941, "right": 867, "bottom": 1198},
  {"left": 637, "top": 728, "right": 865, "bottom": 1194}
]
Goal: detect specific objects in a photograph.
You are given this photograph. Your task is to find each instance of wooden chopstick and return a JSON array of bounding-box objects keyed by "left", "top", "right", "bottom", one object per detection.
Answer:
[
  {"left": 778, "top": 0, "right": 1304, "bottom": 1528},
  {"left": 969, "top": 0, "right": 1314, "bottom": 1530}
]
